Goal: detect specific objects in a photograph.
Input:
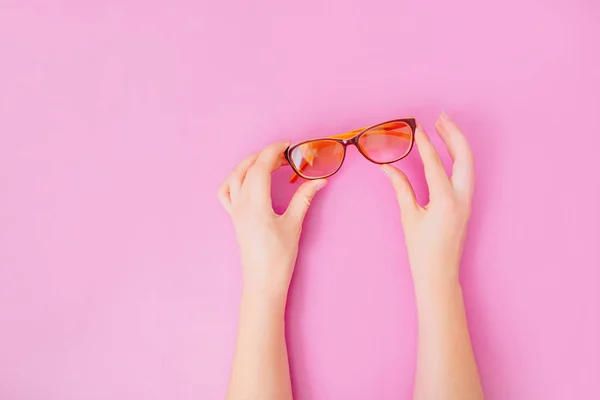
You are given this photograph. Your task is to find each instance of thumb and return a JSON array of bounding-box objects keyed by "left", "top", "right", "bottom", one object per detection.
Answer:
[
  {"left": 380, "top": 165, "right": 419, "bottom": 215},
  {"left": 285, "top": 179, "right": 327, "bottom": 225}
]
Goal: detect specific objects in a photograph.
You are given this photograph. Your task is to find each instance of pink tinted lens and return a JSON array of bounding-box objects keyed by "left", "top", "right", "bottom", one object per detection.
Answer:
[
  {"left": 357, "top": 121, "right": 413, "bottom": 163},
  {"left": 290, "top": 140, "right": 345, "bottom": 178}
]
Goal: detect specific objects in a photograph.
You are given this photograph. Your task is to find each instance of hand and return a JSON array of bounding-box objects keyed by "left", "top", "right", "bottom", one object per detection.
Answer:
[
  {"left": 381, "top": 113, "right": 475, "bottom": 288},
  {"left": 218, "top": 142, "right": 327, "bottom": 300}
]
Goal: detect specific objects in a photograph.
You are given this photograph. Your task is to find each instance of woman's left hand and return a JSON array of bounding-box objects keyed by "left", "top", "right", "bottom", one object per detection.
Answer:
[{"left": 218, "top": 142, "right": 327, "bottom": 301}]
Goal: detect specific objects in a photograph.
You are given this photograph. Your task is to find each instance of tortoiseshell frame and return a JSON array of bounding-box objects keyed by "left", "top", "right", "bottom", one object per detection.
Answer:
[{"left": 284, "top": 118, "right": 416, "bottom": 181}]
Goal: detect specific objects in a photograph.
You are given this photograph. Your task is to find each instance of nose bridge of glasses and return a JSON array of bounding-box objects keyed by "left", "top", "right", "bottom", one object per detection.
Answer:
[
  {"left": 340, "top": 137, "right": 359, "bottom": 146},
  {"left": 328, "top": 126, "right": 368, "bottom": 141}
]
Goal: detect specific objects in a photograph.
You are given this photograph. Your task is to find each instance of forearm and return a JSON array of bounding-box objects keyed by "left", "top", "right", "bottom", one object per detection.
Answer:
[
  {"left": 226, "top": 292, "right": 293, "bottom": 400},
  {"left": 413, "top": 277, "right": 483, "bottom": 400}
]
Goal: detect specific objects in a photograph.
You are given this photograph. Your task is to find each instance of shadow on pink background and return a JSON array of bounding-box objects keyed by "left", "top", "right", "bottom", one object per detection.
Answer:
[{"left": 0, "top": 1, "right": 598, "bottom": 399}]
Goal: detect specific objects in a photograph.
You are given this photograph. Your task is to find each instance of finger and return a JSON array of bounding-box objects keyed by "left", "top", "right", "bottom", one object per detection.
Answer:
[
  {"left": 243, "top": 141, "right": 290, "bottom": 203},
  {"left": 284, "top": 179, "right": 327, "bottom": 225},
  {"left": 253, "top": 141, "right": 289, "bottom": 170},
  {"left": 380, "top": 165, "right": 420, "bottom": 215},
  {"left": 217, "top": 180, "right": 232, "bottom": 214},
  {"left": 435, "top": 113, "right": 475, "bottom": 197},
  {"left": 218, "top": 151, "right": 262, "bottom": 212},
  {"left": 228, "top": 151, "right": 260, "bottom": 201},
  {"left": 414, "top": 125, "right": 452, "bottom": 198}
]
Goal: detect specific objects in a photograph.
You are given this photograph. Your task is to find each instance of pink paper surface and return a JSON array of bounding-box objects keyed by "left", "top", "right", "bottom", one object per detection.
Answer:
[{"left": 0, "top": 1, "right": 598, "bottom": 399}]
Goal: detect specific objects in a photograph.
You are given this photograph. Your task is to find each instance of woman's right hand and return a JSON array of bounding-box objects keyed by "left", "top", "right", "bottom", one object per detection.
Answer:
[{"left": 380, "top": 113, "right": 475, "bottom": 288}]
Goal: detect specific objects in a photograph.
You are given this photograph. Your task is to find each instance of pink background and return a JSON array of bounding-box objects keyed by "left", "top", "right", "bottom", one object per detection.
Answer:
[{"left": 0, "top": 1, "right": 598, "bottom": 399}]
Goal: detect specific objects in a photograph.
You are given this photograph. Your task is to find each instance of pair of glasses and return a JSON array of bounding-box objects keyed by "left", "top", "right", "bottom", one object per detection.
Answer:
[{"left": 285, "top": 118, "right": 416, "bottom": 181}]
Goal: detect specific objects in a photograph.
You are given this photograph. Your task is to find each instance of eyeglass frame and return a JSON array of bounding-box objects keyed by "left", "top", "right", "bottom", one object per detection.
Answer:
[{"left": 284, "top": 117, "right": 417, "bottom": 181}]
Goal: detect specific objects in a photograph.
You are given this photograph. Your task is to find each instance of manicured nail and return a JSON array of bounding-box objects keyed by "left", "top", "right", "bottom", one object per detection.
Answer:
[
  {"left": 316, "top": 180, "right": 327, "bottom": 191},
  {"left": 380, "top": 165, "right": 389, "bottom": 175}
]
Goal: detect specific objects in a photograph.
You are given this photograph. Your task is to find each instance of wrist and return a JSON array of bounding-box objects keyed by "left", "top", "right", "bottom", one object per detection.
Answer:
[
  {"left": 241, "top": 288, "right": 288, "bottom": 315},
  {"left": 412, "top": 278, "right": 466, "bottom": 332},
  {"left": 413, "top": 278, "right": 463, "bottom": 319},
  {"left": 412, "top": 273, "right": 461, "bottom": 301}
]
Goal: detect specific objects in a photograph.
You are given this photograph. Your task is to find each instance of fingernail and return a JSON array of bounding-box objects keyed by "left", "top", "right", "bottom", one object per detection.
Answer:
[
  {"left": 441, "top": 111, "right": 450, "bottom": 121},
  {"left": 316, "top": 180, "right": 327, "bottom": 191},
  {"left": 380, "top": 165, "right": 389, "bottom": 175}
]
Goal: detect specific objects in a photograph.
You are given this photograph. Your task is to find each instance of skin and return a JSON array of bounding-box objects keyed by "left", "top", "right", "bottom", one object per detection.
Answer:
[{"left": 218, "top": 112, "right": 483, "bottom": 400}]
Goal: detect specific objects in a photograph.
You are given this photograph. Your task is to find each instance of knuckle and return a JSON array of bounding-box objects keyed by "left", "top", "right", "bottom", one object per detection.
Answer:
[
  {"left": 250, "top": 163, "right": 268, "bottom": 174},
  {"left": 466, "top": 146, "right": 474, "bottom": 160},
  {"left": 245, "top": 166, "right": 263, "bottom": 180},
  {"left": 461, "top": 148, "right": 474, "bottom": 164},
  {"left": 230, "top": 167, "right": 244, "bottom": 181},
  {"left": 468, "top": 152, "right": 475, "bottom": 166},
  {"left": 393, "top": 183, "right": 405, "bottom": 195},
  {"left": 431, "top": 156, "right": 444, "bottom": 167},
  {"left": 229, "top": 175, "right": 242, "bottom": 187},
  {"left": 399, "top": 192, "right": 413, "bottom": 204},
  {"left": 217, "top": 185, "right": 228, "bottom": 199},
  {"left": 231, "top": 202, "right": 245, "bottom": 217},
  {"left": 437, "top": 195, "right": 458, "bottom": 211},
  {"left": 302, "top": 194, "right": 312, "bottom": 207},
  {"left": 392, "top": 177, "right": 405, "bottom": 191},
  {"left": 231, "top": 166, "right": 242, "bottom": 178}
]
